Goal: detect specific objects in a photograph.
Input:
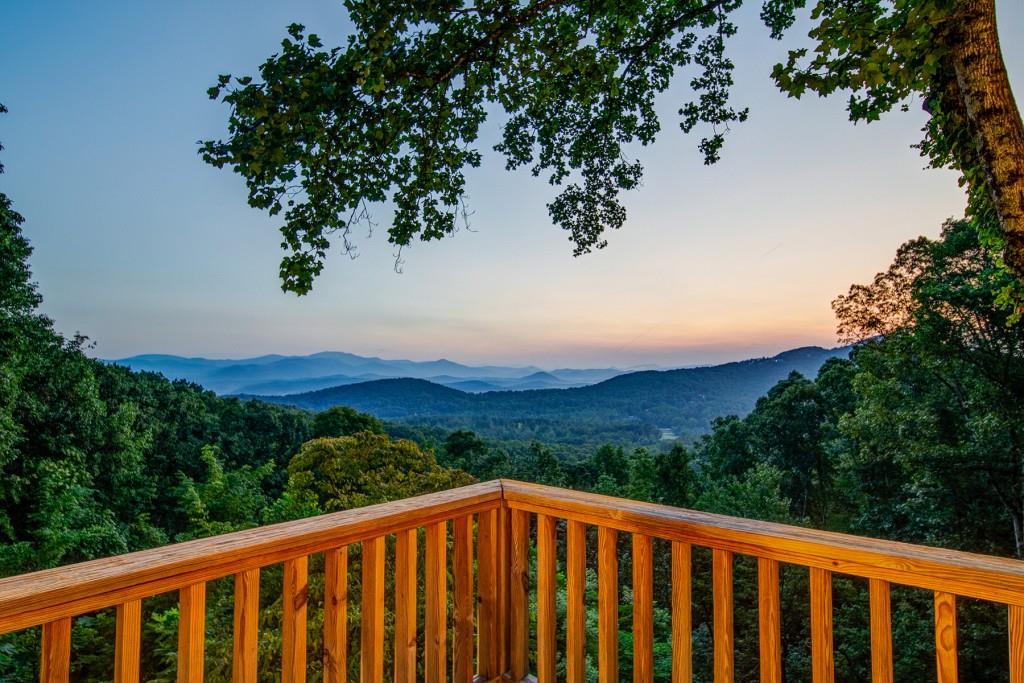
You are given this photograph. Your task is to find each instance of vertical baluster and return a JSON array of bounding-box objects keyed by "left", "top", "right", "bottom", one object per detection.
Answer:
[
  {"left": 537, "top": 514, "right": 558, "bottom": 683},
  {"left": 232, "top": 570, "right": 259, "bottom": 683},
  {"left": 362, "top": 537, "right": 385, "bottom": 683},
  {"left": 712, "top": 549, "right": 733, "bottom": 683},
  {"left": 478, "top": 508, "right": 499, "bottom": 679},
  {"left": 178, "top": 582, "right": 206, "bottom": 683},
  {"left": 510, "top": 509, "right": 530, "bottom": 680},
  {"left": 757, "top": 559, "right": 781, "bottom": 683},
  {"left": 598, "top": 526, "right": 619, "bottom": 683},
  {"left": 810, "top": 567, "right": 834, "bottom": 683},
  {"left": 324, "top": 546, "right": 349, "bottom": 683},
  {"left": 115, "top": 600, "right": 142, "bottom": 683},
  {"left": 672, "top": 542, "right": 692, "bottom": 683},
  {"left": 453, "top": 516, "right": 474, "bottom": 683},
  {"left": 283, "top": 557, "right": 308, "bottom": 683},
  {"left": 1010, "top": 605, "right": 1024, "bottom": 683},
  {"left": 498, "top": 504, "right": 511, "bottom": 675},
  {"left": 869, "top": 579, "right": 893, "bottom": 683},
  {"left": 567, "top": 520, "right": 587, "bottom": 683},
  {"left": 40, "top": 617, "right": 71, "bottom": 683},
  {"left": 633, "top": 534, "right": 654, "bottom": 683},
  {"left": 426, "top": 521, "right": 448, "bottom": 683},
  {"left": 394, "top": 533, "right": 416, "bottom": 683},
  {"left": 934, "top": 592, "right": 958, "bottom": 683}
]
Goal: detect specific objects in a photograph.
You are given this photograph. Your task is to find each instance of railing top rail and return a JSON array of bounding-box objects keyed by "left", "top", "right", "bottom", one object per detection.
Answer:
[
  {"left": 501, "top": 479, "right": 1024, "bottom": 605},
  {"left": 0, "top": 480, "right": 502, "bottom": 634}
]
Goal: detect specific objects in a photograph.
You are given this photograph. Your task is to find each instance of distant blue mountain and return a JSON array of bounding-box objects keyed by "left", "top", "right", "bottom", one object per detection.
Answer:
[
  {"left": 109, "top": 351, "right": 626, "bottom": 394},
  {"left": 248, "top": 345, "right": 854, "bottom": 439}
]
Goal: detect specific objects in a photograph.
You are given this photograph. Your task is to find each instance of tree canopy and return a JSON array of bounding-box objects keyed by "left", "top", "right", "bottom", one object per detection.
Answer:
[{"left": 202, "top": 0, "right": 1023, "bottom": 295}]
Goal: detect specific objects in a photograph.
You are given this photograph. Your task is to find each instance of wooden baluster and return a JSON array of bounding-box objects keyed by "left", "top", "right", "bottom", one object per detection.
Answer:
[
  {"left": 598, "top": 527, "right": 619, "bottom": 683},
  {"left": 510, "top": 509, "right": 530, "bottom": 680},
  {"left": 362, "top": 537, "right": 385, "bottom": 683},
  {"left": 810, "top": 567, "right": 834, "bottom": 683},
  {"left": 283, "top": 557, "right": 309, "bottom": 683},
  {"left": 454, "top": 516, "right": 475, "bottom": 683},
  {"left": 426, "top": 521, "right": 448, "bottom": 683},
  {"left": 712, "top": 549, "right": 733, "bottom": 683},
  {"left": 478, "top": 508, "right": 499, "bottom": 679},
  {"left": 537, "top": 514, "right": 558, "bottom": 683},
  {"left": 232, "top": 570, "right": 259, "bottom": 683},
  {"left": 324, "top": 546, "right": 349, "bottom": 683},
  {"left": 633, "top": 534, "right": 654, "bottom": 683},
  {"left": 672, "top": 542, "right": 692, "bottom": 683},
  {"left": 498, "top": 504, "right": 511, "bottom": 675},
  {"left": 934, "top": 592, "right": 958, "bottom": 683},
  {"left": 567, "top": 520, "right": 587, "bottom": 683},
  {"left": 395, "top": 533, "right": 417, "bottom": 683},
  {"left": 1010, "top": 605, "right": 1024, "bottom": 683},
  {"left": 115, "top": 600, "right": 142, "bottom": 683},
  {"left": 40, "top": 617, "right": 71, "bottom": 683},
  {"left": 757, "top": 559, "right": 781, "bottom": 683},
  {"left": 869, "top": 579, "right": 893, "bottom": 683},
  {"left": 178, "top": 582, "right": 206, "bottom": 683}
]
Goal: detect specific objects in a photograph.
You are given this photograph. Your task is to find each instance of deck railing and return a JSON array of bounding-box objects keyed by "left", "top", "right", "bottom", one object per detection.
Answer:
[{"left": 3, "top": 479, "right": 1024, "bottom": 682}]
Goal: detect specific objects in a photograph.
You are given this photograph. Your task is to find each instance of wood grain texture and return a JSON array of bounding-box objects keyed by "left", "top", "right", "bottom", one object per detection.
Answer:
[
  {"left": 712, "top": 549, "right": 733, "bottom": 683},
  {"left": 361, "top": 538, "right": 385, "bottom": 683},
  {"left": 496, "top": 503, "right": 511, "bottom": 674},
  {"left": 868, "top": 579, "right": 893, "bottom": 683},
  {"left": 394, "top": 533, "right": 416, "bottom": 683},
  {"left": 232, "top": 571, "right": 259, "bottom": 683},
  {"left": 566, "top": 520, "right": 587, "bottom": 683},
  {"left": 283, "top": 557, "right": 308, "bottom": 683},
  {"left": 934, "top": 591, "right": 958, "bottom": 683},
  {"left": 501, "top": 480, "right": 1024, "bottom": 606},
  {"left": 477, "top": 508, "right": 499, "bottom": 679},
  {"left": 757, "top": 559, "right": 781, "bottom": 683},
  {"left": 40, "top": 617, "right": 71, "bottom": 683},
  {"left": 510, "top": 509, "right": 530, "bottom": 681},
  {"left": 323, "top": 546, "right": 348, "bottom": 683},
  {"left": 633, "top": 534, "right": 653, "bottom": 683},
  {"left": 453, "top": 516, "right": 475, "bottom": 683},
  {"left": 598, "top": 526, "right": 619, "bottom": 683},
  {"left": 10, "top": 477, "right": 1024, "bottom": 683},
  {"left": 114, "top": 600, "right": 141, "bottom": 683},
  {"left": 177, "top": 583, "right": 205, "bottom": 683},
  {"left": 1012, "top": 605, "right": 1024, "bottom": 683},
  {"left": 0, "top": 481, "right": 502, "bottom": 635},
  {"left": 671, "top": 542, "right": 692, "bottom": 683},
  {"left": 536, "top": 514, "right": 557, "bottom": 683},
  {"left": 810, "top": 567, "right": 834, "bottom": 683},
  {"left": 426, "top": 522, "right": 448, "bottom": 683}
]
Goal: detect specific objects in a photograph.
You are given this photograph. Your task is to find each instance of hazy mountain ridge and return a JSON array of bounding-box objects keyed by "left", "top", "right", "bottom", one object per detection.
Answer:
[
  {"left": 247, "top": 345, "right": 852, "bottom": 441},
  {"left": 111, "top": 351, "right": 625, "bottom": 394}
]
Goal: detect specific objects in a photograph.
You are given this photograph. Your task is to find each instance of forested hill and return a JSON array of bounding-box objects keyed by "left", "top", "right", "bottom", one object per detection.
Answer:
[{"left": 250, "top": 345, "right": 851, "bottom": 441}]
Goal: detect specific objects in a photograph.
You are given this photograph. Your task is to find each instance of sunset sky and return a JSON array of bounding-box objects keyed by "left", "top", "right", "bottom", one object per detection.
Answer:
[{"left": 2, "top": 0, "right": 1021, "bottom": 368}]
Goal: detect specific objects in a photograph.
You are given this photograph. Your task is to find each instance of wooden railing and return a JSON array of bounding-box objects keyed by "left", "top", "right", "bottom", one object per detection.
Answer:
[{"left": 3, "top": 479, "right": 1024, "bottom": 681}]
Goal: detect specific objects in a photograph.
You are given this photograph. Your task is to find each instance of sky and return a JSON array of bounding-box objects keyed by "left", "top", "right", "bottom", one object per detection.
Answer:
[{"left": 1, "top": 1, "right": 1021, "bottom": 369}]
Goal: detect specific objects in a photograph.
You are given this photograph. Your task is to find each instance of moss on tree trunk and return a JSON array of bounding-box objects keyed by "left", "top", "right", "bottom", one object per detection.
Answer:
[{"left": 950, "top": 0, "right": 1024, "bottom": 275}]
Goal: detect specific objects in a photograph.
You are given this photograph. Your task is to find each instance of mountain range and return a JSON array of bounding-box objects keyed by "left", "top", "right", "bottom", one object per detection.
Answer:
[
  {"left": 242, "top": 345, "right": 853, "bottom": 443},
  {"left": 111, "top": 351, "right": 629, "bottom": 395}
]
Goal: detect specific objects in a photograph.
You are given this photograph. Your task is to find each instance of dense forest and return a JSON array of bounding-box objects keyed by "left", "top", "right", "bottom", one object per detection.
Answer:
[{"left": 3, "top": 143, "right": 1024, "bottom": 679}]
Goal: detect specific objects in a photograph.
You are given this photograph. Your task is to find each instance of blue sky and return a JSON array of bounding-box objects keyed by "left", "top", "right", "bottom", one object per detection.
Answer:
[{"left": 2, "top": 1, "right": 1021, "bottom": 368}]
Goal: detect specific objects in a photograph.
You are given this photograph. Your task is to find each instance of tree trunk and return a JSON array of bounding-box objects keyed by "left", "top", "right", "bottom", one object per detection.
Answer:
[{"left": 949, "top": 0, "right": 1024, "bottom": 276}]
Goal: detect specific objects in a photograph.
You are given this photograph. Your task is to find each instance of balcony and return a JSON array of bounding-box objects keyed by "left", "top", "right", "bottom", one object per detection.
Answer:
[{"left": 3, "top": 479, "right": 1024, "bottom": 682}]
